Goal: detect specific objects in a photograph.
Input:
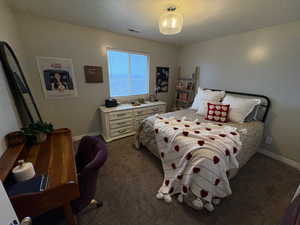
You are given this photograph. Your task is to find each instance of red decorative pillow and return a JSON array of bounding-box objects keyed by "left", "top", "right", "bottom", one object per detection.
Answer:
[{"left": 205, "top": 103, "right": 230, "bottom": 123}]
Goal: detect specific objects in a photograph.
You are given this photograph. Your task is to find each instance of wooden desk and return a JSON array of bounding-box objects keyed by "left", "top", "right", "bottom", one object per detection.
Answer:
[{"left": 0, "top": 128, "right": 79, "bottom": 225}]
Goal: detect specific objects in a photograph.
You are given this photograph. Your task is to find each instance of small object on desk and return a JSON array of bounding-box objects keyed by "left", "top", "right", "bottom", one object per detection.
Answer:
[
  {"left": 12, "top": 160, "right": 36, "bottom": 182},
  {"left": 6, "top": 175, "right": 48, "bottom": 197},
  {"left": 22, "top": 121, "right": 53, "bottom": 144},
  {"left": 5, "top": 131, "right": 26, "bottom": 147},
  {"left": 105, "top": 98, "right": 118, "bottom": 107}
]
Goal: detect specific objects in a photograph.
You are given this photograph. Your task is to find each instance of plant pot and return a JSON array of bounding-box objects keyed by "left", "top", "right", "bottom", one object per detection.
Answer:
[
  {"left": 35, "top": 132, "right": 47, "bottom": 143},
  {"left": 5, "top": 131, "right": 26, "bottom": 147}
]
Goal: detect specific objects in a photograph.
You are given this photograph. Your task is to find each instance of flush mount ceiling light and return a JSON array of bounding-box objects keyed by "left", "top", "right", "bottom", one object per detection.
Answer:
[{"left": 159, "top": 6, "right": 183, "bottom": 35}]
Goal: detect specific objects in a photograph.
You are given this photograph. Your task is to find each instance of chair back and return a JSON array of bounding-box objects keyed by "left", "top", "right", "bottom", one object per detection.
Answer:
[{"left": 72, "top": 136, "right": 107, "bottom": 213}]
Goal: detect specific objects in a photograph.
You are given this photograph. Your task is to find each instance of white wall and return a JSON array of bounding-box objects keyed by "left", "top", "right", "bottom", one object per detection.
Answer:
[
  {"left": 15, "top": 13, "right": 179, "bottom": 137},
  {"left": 179, "top": 21, "right": 300, "bottom": 162},
  {"left": 0, "top": 0, "right": 22, "bottom": 157}
]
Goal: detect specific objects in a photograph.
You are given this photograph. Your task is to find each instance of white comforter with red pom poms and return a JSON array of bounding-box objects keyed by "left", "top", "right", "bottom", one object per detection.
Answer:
[{"left": 154, "top": 115, "right": 242, "bottom": 211}]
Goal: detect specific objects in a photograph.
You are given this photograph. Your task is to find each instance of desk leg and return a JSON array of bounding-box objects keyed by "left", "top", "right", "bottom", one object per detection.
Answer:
[{"left": 64, "top": 203, "right": 77, "bottom": 225}]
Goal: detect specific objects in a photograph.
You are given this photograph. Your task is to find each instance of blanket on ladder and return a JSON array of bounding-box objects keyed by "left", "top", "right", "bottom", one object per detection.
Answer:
[{"left": 154, "top": 115, "right": 242, "bottom": 211}]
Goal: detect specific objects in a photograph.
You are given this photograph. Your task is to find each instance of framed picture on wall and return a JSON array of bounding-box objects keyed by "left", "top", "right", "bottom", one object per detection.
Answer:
[
  {"left": 84, "top": 65, "right": 103, "bottom": 83},
  {"left": 36, "top": 57, "right": 78, "bottom": 98},
  {"left": 156, "top": 67, "right": 169, "bottom": 92}
]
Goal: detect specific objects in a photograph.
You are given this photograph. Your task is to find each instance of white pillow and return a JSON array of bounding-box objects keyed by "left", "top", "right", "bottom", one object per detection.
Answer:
[
  {"left": 191, "top": 87, "right": 202, "bottom": 110},
  {"left": 222, "top": 95, "right": 261, "bottom": 123},
  {"left": 193, "top": 88, "right": 225, "bottom": 115}
]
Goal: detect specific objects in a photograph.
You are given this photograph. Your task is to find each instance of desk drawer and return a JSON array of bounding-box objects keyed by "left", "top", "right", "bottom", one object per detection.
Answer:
[
  {"left": 110, "top": 118, "right": 133, "bottom": 129},
  {"left": 109, "top": 110, "right": 133, "bottom": 121},
  {"left": 110, "top": 126, "right": 134, "bottom": 137}
]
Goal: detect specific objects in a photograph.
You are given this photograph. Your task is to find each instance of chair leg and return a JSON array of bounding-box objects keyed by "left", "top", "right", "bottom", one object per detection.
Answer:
[{"left": 90, "top": 199, "right": 103, "bottom": 208}]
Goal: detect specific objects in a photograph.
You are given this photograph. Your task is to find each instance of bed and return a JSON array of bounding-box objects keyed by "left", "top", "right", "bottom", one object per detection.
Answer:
[{"left": 135, "top": 90, "right": 270, "bottom": 210}]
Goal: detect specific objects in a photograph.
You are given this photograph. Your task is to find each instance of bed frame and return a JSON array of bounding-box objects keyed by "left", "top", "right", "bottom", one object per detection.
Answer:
[{"left": 207, "top": 89, "right": 271, "bottom": 122}]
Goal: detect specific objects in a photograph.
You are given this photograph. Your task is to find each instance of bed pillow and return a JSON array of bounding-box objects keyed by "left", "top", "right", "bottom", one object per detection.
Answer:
[
  {"left": 205, "top": 103, "right": 230, "bottom": 123},
  {"left": 222, "top": 95, "right": 261, "bottom": 123},
  {"left": 191, "top": 87, "right": 202, "bottom": 110},
  {"left": 192, "top": 87, "right": 225, "bottom": 110},
  {"left": 195, "top": 88, "right": 225, "bottom": 115}
]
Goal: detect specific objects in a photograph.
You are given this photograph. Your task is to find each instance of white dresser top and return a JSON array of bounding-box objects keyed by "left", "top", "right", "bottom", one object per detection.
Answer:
[{"left": 99, "top": 101, "right": 166, "bottom": 113}]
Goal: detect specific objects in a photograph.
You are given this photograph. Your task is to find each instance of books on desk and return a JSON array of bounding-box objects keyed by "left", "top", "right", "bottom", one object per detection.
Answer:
[{"left": 6, "top": 175, "right": 48, "bottom": 197}]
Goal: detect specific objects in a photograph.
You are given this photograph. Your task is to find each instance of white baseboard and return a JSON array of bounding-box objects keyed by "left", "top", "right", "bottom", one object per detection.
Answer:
[
  {"left": 72, "top": 131, "right": 100, "bottom": 141},
  {"left": 259, "top": 148, "right": 300, "bottom": 171}
]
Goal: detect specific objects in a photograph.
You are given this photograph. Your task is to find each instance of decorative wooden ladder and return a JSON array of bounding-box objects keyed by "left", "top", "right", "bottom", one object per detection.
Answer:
[{"left": 173, "top": 66, "right": 199, "bottom": 111}]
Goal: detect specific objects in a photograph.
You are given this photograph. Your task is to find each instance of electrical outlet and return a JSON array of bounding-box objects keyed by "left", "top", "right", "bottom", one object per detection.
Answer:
[{"left": 265, "top": 136, "right": 272, "bottom": 145}]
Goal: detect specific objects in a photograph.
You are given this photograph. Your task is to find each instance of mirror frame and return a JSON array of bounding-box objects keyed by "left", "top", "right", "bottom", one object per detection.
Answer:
[{"left": 0, "top": 41, "right": 43, "bottom": 124}]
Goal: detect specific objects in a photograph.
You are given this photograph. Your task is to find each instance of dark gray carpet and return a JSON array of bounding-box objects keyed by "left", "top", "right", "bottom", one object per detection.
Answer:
[{"left": 38, "top": 136, "right": 300, "bottom": 225}]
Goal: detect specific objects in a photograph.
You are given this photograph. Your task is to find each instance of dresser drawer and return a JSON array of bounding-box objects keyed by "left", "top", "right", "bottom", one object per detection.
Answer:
[
  {"left": 136, "top": 114, "right": 150, "bottom": 121},
  {"left": 133, "top": 105, "right": 165, "bottom": 116},
  {"left": 147, "top": 106, "right": 163, "bottom": 114},
  {"left": 147, "top": 105, "right": 166, "bottom": 114},
  {"left": 133, "top": 108, "right": 149, "bottom": 116},
  {"left": 110, "top": 118, "right": 133, "bottom": 129},
  {"left": 110, "top": 126, "right": 134, "bottom": 137},
  {"left": 109, "top": 110, "right": 133, "bottom": 121},
  {"left": 134, "top": 115, "right": 152, "bottom": 129},
  {"left": 99, "top": 101, "right": 166, "bottom": 142},
  {"left": 135, "top": 118, "right": 146, "bottom": 129}
]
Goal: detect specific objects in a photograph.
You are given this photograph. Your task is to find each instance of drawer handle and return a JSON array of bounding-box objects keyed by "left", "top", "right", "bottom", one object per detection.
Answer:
[
  {"left": 117, "top": 122, "right": 128, "bottom": 126},
  {"left": 116, "top": 113, "right": 127, "bottom": 117},
  {"left": 152, "top": 108, "right": 159, "bottom": 112},
  {"left": 119, "top": 129, "right": 128, "bottom": 133}
]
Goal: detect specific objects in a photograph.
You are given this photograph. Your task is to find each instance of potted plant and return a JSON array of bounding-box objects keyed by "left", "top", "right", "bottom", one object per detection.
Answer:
[{"left": 22, "top": 121, "right": 54, "bottom": 144}]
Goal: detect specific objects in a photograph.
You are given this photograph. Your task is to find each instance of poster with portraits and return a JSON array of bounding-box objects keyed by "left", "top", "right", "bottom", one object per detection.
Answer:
[
  {"left": 37, "top": 57, "right": 78, "bottom": 98},
  {"left": 156, "top": 67, "right": 169, "bottom": 92}
]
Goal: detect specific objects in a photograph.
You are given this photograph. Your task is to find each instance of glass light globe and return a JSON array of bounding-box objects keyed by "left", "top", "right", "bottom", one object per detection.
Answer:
[{"left": 159, "top": 9, "right": 183, "bottom": 35}]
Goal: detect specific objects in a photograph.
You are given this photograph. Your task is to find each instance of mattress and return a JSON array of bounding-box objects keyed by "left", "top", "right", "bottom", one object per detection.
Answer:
[{"left": 136, "top": 109, "right": 264, "bottom": 178}]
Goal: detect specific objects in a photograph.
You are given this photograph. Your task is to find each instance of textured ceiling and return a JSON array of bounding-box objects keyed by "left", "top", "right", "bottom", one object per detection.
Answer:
[{"left": 9, "top": 0, "right": 300, "bottom": 45}]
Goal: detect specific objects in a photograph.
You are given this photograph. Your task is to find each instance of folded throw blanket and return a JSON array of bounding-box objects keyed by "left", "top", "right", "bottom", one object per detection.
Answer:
[{"left": 154, "top": 115, "right": 242, "bottom": 211}]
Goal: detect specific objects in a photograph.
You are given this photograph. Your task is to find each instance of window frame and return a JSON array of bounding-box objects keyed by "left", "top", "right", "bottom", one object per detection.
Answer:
[{"left": 106, "top": 48, "right": 150, "bottom": 101}]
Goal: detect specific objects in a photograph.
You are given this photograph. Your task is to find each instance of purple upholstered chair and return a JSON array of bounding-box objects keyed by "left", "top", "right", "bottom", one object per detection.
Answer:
[{"left": 71, "top": 136, "right": 107, "bottom": 214}]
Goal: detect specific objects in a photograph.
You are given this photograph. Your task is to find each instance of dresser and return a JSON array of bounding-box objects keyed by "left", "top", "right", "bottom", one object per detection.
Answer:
[{"left": 99, "top": 101, "right": 167, "bottom": 142}]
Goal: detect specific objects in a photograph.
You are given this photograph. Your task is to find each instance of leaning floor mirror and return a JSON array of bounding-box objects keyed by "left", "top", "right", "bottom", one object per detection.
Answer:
[{"left": 0, "top": 41, "right": 42, "bottom": 126}]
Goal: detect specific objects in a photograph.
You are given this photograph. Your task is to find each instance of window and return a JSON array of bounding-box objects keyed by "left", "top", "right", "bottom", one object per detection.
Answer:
[{"left": 107, "top": 49, "right": 149, "bottom": 98}]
